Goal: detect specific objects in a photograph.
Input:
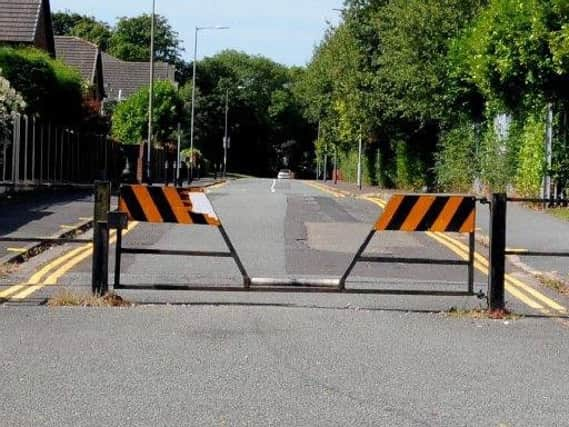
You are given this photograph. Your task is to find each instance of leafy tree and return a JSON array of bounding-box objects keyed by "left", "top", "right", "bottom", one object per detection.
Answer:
[
  {"left": 52, "top": 12, "right": 112, "bottom": 50},
  {"left": 108, "top": 14, "right": 182, "bottom": 63},
  {"left": 179, "top": 50, "right": 313, "bottom": 176},
  {"left": 112, "top": 80, "right": 183, "bottom": 145},
  {"left": 52, "top": 11, "right": 85, "bottom": 35}
]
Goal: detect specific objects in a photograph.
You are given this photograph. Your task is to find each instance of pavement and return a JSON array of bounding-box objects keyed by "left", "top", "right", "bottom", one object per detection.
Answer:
[
  {"left": 0, "top": 189, "right": 95, "bottom": 264},
  {"left": 0, "top": 178, "right": 224, "bottom": 266},
  {"left": 1, "top": 177, "right": 569, "bottom": 425}
]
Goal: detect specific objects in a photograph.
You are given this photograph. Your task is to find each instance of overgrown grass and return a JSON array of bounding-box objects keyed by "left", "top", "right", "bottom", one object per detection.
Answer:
[
  {"left": 48, "top": 290, "right": 132, "bottom": 307},
  {"left": 537, "top": 275, "right": 569, "bottom": 297},
  {"left": 446, "top": 306, "right": 522, "bottom": 320},
  {"left": 546, "top": 207, "right": 569, "bottom": 222}
]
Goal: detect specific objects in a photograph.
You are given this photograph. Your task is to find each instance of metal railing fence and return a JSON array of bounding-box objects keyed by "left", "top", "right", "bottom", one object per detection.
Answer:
[{"left": 0, "top": 114, "right": 111, "bottom": 188}]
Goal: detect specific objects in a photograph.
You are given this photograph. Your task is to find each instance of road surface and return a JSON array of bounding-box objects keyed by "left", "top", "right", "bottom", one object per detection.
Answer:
[{"left": 1, "top": 178, "right": 569, "bottom": 426}]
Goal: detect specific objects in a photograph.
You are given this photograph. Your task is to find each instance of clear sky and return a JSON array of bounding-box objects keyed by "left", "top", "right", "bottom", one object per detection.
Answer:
[{"left": 50, "top": 0, "right": 344, "bottom": 66}]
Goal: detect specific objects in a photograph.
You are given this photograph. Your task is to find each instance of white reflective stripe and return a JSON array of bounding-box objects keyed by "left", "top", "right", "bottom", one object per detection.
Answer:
[{"left": 188, "top": 193, "right": 219, "bottom": 219}]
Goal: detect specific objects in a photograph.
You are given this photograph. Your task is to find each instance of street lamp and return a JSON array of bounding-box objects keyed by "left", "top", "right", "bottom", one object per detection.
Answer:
[
  {"left": 223, "top": 85, "right": 244, "bottom": 177},
  {"left": 189, "top": 25, "right": 230, "bottom": 182},
  {"left": 146, "top": 0, "right": 156, "bottom": 183}
]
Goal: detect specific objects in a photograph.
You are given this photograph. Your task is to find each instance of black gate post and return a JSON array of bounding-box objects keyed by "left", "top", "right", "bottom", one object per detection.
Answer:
[
  {"left": 92, "top": 181, "right": 111, "bottom": 295},
  {"left": 488, "top": 193, "right": 506, "bottom": 310}
]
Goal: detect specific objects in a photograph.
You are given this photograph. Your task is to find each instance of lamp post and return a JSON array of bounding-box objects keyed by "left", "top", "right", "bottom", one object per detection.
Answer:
[
  {"left": 223, "top": 85, "right": 244, "bottom": 178},
  {"left": 146, "top": 0, "right": 156, "bottom": 183},
  {"left": 357, "top": 125, "right": 363, "bottom": 191},
  {"left": 189, "top": 25, "right": 229, "bottom": 182}
]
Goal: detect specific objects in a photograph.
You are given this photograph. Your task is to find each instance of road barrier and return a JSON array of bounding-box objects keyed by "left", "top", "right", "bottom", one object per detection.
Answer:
[
  {"left": 340, "top": 194, "right": 478, "bottom": 296},
  {"left": 488, "top": 193, "right": 569, "bottom": 310},
  {"left": 111, "top": 184, "right": 250, "bottom": 291}
]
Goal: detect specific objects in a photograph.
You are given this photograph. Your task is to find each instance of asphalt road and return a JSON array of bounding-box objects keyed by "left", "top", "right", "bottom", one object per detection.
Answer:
[
  {"left": 39, "top": 178, "right": 492, "bottom": 307},
  {"left": 2, "top": 178, "right": 569, "bottom": 426}
]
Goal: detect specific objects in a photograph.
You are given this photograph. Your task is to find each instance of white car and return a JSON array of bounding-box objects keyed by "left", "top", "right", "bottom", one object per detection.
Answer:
[{"left": 277, "top": 169, "right": 292, "bottom": 179}]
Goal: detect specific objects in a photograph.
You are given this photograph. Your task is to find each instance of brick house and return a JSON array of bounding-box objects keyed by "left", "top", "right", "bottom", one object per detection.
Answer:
[
  {"left": 102, "top": 52, "right": 176, "bottom": 102},
  {"left": 54, "top": 36, "right": 105, "bottom": 106},
  {"left": 0, "top": 0, "right": 56, "bottom": 56}
]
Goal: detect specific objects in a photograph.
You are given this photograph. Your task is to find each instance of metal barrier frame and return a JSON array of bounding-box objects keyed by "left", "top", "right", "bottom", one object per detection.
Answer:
[
  {"left": 338, "top": 228, "right": 477, "bottom": 297},
  {"left": 110, "top": 215, "right": 251, "bottom": 290},
  {"left": 505, "top": 197, "right": 569, "bottom": 258}
]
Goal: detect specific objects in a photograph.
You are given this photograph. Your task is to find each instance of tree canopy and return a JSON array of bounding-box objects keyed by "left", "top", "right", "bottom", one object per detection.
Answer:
[{"left": 111, "top": 80, "right": 183, "bottom": 145}]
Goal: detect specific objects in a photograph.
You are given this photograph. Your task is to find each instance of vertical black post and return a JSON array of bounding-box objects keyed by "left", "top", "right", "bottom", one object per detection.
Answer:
[
  {"left": 114, "top": 228, "right": 123, "bottom": 289},
  {"left": 488, "top": 193, "right": 506, "bottom": 310},
  {"left": 92, "top": 181, "right": 111, "bottom": 295},
  {"left": 468, "top": 231, "right": 475, "bottom": 294}
]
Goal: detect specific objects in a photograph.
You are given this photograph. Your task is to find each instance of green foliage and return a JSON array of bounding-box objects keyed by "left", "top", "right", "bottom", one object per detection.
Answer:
[
  {"left": 109, "top": 14, "right": 182, "bottom": 63},
  {"left": 460, "top": 0, "right": 553, "bottom": 110},
  {"left": 53, "top": 12, "right": 112, "bottom": 50},
  {"left": 182, "top": 50, "right": 313, "bottom": 176},
  {"left": 515, "top": 113, "right": 546, "bottom": 197},
  {"left": 111, "top": 81, "right": 182, "bottom": 145},
  {"left": 435, "top": 124, "right": 478, "bottom": 192},
  {"left": 0, "top": 47, "right": 84, "bottom": 124},
  {"left": 52, "top": 12, "right": 85, "bottom": 35},
  {"left": 0, "top": 70, "right": 26, "bottom": 137}
]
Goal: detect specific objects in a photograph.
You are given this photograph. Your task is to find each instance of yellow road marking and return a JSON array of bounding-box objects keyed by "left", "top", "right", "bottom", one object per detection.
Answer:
[
  {"left": 4, "top": 222, "right": 138, "bottom": 301},
  {"left": 79, "top": 217, "right": 93, "bottom": 221},
  {"left": 432, "top": 231, "right": 567, "bottom": 314},
  {"left": 7, "top": 248, "right": 27, "bottom": 253},
  {"left": 206, "top": 181, "right": 228, "bottom": 192},
  {"left": 59, "top": 225, "right": 77, "bottom": 229},
  {"left": 363, "top": 196, "right": 567, "bottom": 314},
  {"left": 506, "top": 248, "right": 529, "bottom": 254},
  {"left": 304, "top": 182, "right": 346, "bottom": 198},
  {"left": 0, "top": 244, "right": 92, "bottom": 299},
  {"left": 426, "top": 232, "right": 547, "bottom": 312}
]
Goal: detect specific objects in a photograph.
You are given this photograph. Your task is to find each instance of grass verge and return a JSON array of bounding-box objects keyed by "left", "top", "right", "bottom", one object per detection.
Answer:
[
  {"left": 446, "top": 306, "right": 522, "bottom": 320},
  {"left": 546, "top": 207, "right": 569, "bottom": 222},
  {"left": 48, "top": 290, "right": 132, "bottom": 307}
]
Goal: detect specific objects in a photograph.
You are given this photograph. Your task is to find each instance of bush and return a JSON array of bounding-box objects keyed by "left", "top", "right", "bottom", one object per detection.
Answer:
[
  {"left": 515, "top": 113, "right": 546, "bottom": 197},
  {"left": 0, "top": 47, "right": 84, "bottom": 124},
  {"left": 0, "top": 71, "right": 25, "bottom": 137},
  {"left": 435, "top": 123, "right": 478, "bottom": 192}
]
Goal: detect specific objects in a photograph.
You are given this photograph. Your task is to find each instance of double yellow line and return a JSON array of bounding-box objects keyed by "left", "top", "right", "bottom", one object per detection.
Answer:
[
  {"left": 363, "top": 196, "right": 567, "bottom": 315},
  {"left": 305, "top": 181, "right": 347, "bottom": 198},
  {"left": 0, "top": 222, "right": 138, "bottom": 302}
]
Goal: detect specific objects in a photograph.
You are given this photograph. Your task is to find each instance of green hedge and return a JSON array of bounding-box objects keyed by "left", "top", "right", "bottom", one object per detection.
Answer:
[{"left": 0, "top": 47, "right": 84, "bottom": 124}]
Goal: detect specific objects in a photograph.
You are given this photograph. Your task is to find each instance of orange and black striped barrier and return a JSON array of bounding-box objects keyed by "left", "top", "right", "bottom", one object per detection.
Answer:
[
  {"left": 340, "top": 193, "right": 478, "bottom": 296},
  {"left": 119, "top": 185, "right": 221, "bottom": 226},
  {"left": 375, "top": 194, "right": 476, "bottom": 233},
  {"left": 112, "top": 184, "right": 250, "bottom": 289}
]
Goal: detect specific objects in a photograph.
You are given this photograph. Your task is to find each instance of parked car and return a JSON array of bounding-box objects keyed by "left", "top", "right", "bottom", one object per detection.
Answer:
[{"left": 277, "top": 169, "right": 292, "bottom": 179}]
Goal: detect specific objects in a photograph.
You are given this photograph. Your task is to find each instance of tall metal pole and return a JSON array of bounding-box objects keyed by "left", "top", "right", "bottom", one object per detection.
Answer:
[
  {"left": 224, "top": 88, "right": 229, "bottom": 178},
  {"left": 176, "top": 122, "right": 181, "bottom": 185},
  {"left": 146, "top": 0, "right": 155, "bottom": 183},
  {"left": 333, "top": 146, "right": 338, "bottom": 185},
  {"left": 357, "top": 125, "right": 363, "bottom": 190},
  {"left": 316, "top": 121, "right": 321, "bottom": 180},
  {"left": 545, "top": 103, "right": 553, "bottom": 200},
  {"left": 189, "top": 26, "right": 199, "bottom": 183}
]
